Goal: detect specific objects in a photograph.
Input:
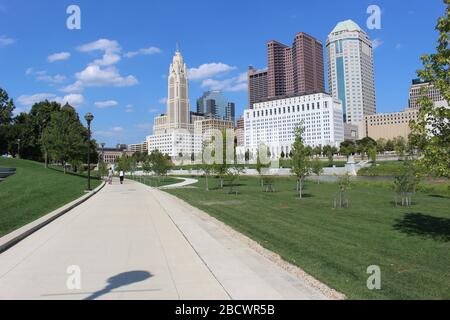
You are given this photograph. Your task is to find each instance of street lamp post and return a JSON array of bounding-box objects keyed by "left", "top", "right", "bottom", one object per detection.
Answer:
[
  {"left": 101, "top": 142, "right": 106, "bottom": 179},
  {"left": 84, "top": 113, "right": 94, "bottom": 191},
  {"left": 16, "top": 139, "right": 21, "bottom": 159}
]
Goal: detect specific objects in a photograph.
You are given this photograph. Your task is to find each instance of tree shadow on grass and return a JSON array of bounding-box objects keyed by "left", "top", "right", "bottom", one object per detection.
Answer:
[
  {"left": 393, "top": 213, "right": 450, "bottom": 242},
  {"left": 85, "top": 271, "right": 152, "bottom": 300},
  {"left": 48, "top": 166, "right": 101, "bottom": 180}
]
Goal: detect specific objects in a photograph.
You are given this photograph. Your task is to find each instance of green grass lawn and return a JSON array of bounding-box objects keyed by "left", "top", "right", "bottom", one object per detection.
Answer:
[
  {"left": 0, "top": 158, "right": 101, "bottom": 237},
  {"left": 358, "top": 161, "right": 405, "bottom": 176},
  {"left": 127, "top": 175, "right": 180, "bottom": 187},
  {"left": 165, "top": 175, "right": 450, "bottom": 299}
]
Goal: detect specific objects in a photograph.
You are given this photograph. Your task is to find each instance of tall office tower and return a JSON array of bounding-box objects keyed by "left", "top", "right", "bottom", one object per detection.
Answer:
[
  {"left": 267, "top": 33, "right": 325, "bottom": 99},
  {"left": 167, "top": 47, "right": 190, "bottom": 129},
  {"left": 196, "top": 91, "right": 235, "bottom": 122},
  {"left": 248, "top": 66, "right": 268, "bottom": 108},
  {"left": 408, "top": 79, "right": 449, "bottom": 109},
  {"left": 327, "top": 20, "right": 376, "bottom": 125}
]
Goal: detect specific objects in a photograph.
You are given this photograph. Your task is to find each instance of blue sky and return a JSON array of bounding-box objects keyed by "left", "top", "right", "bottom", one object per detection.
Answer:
[{"left": 0, "top": 0, "right": 446, "bottom": 146}]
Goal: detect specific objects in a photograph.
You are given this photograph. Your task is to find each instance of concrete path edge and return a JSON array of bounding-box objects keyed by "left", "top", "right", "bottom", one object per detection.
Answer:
[{"left": 0, "top": 181, "right": 106, "bottom": 254}]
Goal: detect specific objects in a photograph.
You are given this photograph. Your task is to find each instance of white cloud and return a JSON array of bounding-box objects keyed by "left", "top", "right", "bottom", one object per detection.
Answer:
[
  {"left": 95, "top": 126, "right": 125, "bottom": 138},
  {"left": 35, "top": 70, "right": 66, "bottom": 84},
  {"left": 78, "top": 39, "right": 122, "bottom": 66},
  {"left": 125, "top": 104, "right": 134, "bottom": 113},
  {"left": 125, "top": 47, "right": 161, "bottom": 58},
  {"left": 25, "top": 68, "right": 33, "bottom": 75},
  {"left": 95, "top": 100, "right": 118, "bottom": 109},
  {"left": 48, "top": 52, "right": 71, "bottom": 63},
  {"left": 136, "top": 123, "right": 153, "bottom": 131},
  {"left": 395, "top": 43, "right": 403, "bottom": 50},
  {"left": 17, "top": 93, "right": 56, "bottom": 107},
  {"left": 78, "top": 39, "right": 121, "bottom": 53},
  {"left": 56, "top": 94, "right": 84, "bottom": 107},
  {"left": 201, "top": 72, "right": 248, "bottom": 92},
  {"left": 188, "top": 63, "right": 236, "bottom": 80},
  {"left": 62, "top": 39, "right": 138, "bottom": 92},
  {"left": 372, "top": 38, "right": 383, "bottom": 49},
  {"left": 61, "top": 65, "right": 138, "bottom": 92},
  {"left": 17, "top": 93, "right": 84, "bottom": 109},
  {"left": 148, "top": 108, "right": 161, "bottom": 113},
  {"left": 0, "top": 35, "right": 15, "bottom": 47},
  {"left": 159, "top": 97, "right": 167, "bottom": 105}
]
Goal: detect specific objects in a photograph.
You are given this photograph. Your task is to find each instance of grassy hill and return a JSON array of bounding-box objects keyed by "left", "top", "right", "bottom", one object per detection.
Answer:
[{"left": 0, "top": 158, "right": 101, "bottom": 237}]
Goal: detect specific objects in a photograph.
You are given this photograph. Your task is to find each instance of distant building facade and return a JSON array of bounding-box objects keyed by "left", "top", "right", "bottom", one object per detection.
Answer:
[
  {"left": 244, "top": 93, "right": 344, "bottom": 159},
  {"left": 248, "top": 67, "right": 268, "bottom": 108},
  {"left": 327, "top": 20, "right": 376, "bottom": 125},
  {"left": 408, "top": 79, "right": 449, "bottom": 109},
  {"left": 267, "top": 33, "right": 325, "bottom": 99},
  {"left": 235, "top": 116, "right": 245, "bottom": 147},
  {"left": 128, "top": 142, "right": 148, "bottom": 154},
  {"left": 363, "top": 108, "right": 419, "bottom": 141},
  {"left": 196, "top": 91, "right": 236, "bottom": 123}
]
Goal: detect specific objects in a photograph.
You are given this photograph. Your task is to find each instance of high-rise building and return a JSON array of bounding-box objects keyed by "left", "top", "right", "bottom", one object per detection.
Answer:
[
  {"left": 167, "top": 48, "right": 190, "bottom": 129},
  {"left": 147, "top": 48, "right": 199, "bottom": 157},
  {"left": 408, "top": 79, "right": 449, "bottom": 109},
  {"left": 327, "top": 20, "right": 376, "bottom": 125},
  {"left": 243, "top": 93, "right": 345, "bottom": 159},
  {"left": 267, "top": 32, "right": 325, "bottom": 99},
  {"left": 196, "top": 91, "right": 236, "bottom": 123},
  {"left": 247, "top": 66, "right": 268, "bottom": 108}
]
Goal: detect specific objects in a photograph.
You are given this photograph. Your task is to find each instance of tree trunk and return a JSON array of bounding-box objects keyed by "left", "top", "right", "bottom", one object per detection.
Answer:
[
  {"left": 299, "top": 179, "right": 303, "bottom": 199},
  {"left": 63, "top": 161, "right": 67, "bottom": 174},
  {"left": 205, "top": 175, "right": 209, "bottom": 191},
  {"left": 45, "top": 151, "right": 48, "bottom": 169}
]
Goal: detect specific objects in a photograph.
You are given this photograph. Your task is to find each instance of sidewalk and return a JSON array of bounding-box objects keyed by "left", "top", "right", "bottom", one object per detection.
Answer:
[{"left": 0, "top": 179, "right": 328, "bottom": 300}]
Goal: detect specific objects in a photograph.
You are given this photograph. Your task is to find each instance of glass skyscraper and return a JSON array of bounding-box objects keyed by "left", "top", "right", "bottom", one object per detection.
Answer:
[{"left": 196, "top": 91, "right": 235, "bottom": 123}]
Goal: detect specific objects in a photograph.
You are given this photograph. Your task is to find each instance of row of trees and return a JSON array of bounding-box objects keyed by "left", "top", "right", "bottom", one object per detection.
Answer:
[{"left": 0, "top": 89, "right": 97, "bottom": 172}]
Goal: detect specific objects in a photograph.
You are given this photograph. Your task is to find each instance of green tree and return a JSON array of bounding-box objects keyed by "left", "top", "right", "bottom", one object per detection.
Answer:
[
  {"left": 410, "top": 0, "right": 450, "bottom": 177},
  {"left": 393, "top": 136, "right": 407, "bottom": 160},
  {"left": 385, "top": 139, "right": 395, "bottom": 152},
  {"left": 41, "top": 106, "right": 86, "bottom": 174},
  {"left": 339, "top": 140, "right": 356, "bottom": 160},
  {"left": 376, "top": 138, "right": 387, "bottom": 154},
  {"left": 394, "top": 159, "right": 422, "bottom": 206},
  {"left": 0, "top": 88, "right": 15, "bottom": 155},
  {"left": 149, "top": 149, "right": 172, "bottom": 183},
  {"left": 290, "top": 126, "right": 312, "bottom": 199},
  {"left": 311, "top": 157, "right": 324, "bottom": 184},
  {"left": 212, "top": 129, "right": 232, "bottom": 189},
  {"left": 336, "top": 173, "right": 351, "bottom": 209},
  {"left": 356, "top": 137, "right": 376, "bottom": 160},
  {"left": 256, "top": 143, "right": 270, "bottom": 187}
]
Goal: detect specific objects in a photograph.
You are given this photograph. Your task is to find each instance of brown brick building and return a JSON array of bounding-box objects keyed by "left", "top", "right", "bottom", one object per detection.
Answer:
[{"left": 248, "top": 32, "right": 325, "bottom": 108}]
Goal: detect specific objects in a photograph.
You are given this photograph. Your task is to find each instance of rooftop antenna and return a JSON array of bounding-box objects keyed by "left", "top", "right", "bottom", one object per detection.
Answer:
[{"left": 176, "top": 42, "right": 180, "bottom": 53}]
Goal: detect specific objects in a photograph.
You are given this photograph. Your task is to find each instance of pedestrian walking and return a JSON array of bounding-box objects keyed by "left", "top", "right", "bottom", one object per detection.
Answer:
[
  {"left": 119, "top": 170, "right": 124, "bottom": 185},
  {"left": 108, "top": 168, "right": 113, "bottom": 185}
]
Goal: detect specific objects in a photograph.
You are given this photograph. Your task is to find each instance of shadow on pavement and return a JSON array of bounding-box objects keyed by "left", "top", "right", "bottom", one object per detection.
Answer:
[{"left": 85, "top": 271, "right": 153, "bottom": 300}]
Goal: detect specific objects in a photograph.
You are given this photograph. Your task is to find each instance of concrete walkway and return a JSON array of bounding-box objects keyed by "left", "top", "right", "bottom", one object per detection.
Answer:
[
  {"left": 159, "top": 177, "right": 198, "bottom": 189},
  {"left": 0, "top": 179, "right": 328, "bottom": 300}
]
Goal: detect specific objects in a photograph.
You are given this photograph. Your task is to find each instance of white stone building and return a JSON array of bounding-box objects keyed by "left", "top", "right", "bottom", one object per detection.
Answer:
[
  {"left": 147, "top": 49, "right": 201, "bottom": 158},
  {"left": 243, "top": 93, "right": 345, "bottom": 159}
]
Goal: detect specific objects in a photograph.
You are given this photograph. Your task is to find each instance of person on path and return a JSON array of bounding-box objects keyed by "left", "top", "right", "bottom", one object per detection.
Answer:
[
  {"left": 108, "top": 168, "right": 113, "bottom": 185},
  {"left": 119, "top": 170, "right": 124, "bottom": 185}
]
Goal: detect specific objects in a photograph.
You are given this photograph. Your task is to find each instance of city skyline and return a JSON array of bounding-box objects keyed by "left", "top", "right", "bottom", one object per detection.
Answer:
[{"left": 0, "top": 0, "right": 446, "bottom": 146}]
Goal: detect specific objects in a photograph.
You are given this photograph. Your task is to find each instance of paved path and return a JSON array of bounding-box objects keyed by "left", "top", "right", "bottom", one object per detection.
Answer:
[
  {"left": 159, "top": 177, "right": 198, "bottom": 189},
  {"left": 0, "top": 179, "right": 327, "bottom": 300}
]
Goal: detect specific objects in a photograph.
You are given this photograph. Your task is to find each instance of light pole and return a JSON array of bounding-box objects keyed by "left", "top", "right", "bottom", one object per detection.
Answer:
[
  {"left": 16, "top": 139, "right": 21, "bottom": 159},
  {"left": 101, "top": 142, "right": 106, "bottom": 179},
  {"left": 84, "top": 113, "right": 94, "bottom": 191}
]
